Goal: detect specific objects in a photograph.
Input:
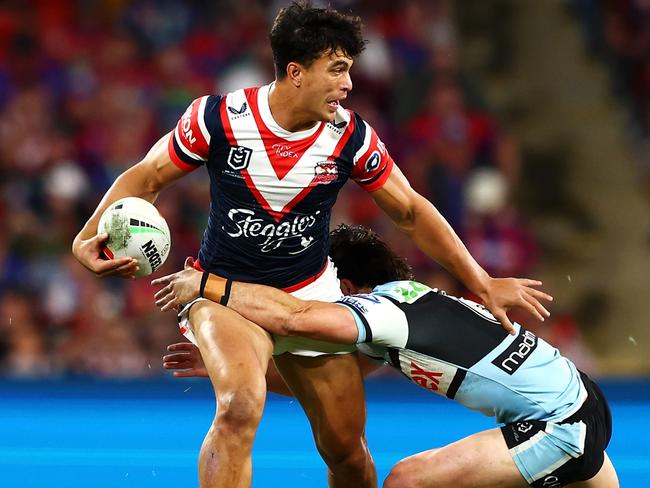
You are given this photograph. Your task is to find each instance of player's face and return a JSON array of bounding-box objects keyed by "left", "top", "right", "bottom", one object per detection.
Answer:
[{"left": 301, "top": 50, "right": 353, "bottom": 122}]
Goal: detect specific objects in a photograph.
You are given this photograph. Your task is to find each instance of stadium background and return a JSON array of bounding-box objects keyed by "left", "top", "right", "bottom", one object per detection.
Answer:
[{"left": 0, "top": 0, "right": 648, "bottom": 486}]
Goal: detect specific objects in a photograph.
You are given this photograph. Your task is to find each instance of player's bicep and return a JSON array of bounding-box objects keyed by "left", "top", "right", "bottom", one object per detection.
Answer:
[
  {"left": 123, "top": 132, "right": 187, "bottom": 194},
  {"left": 290, "top": 302, "right": 359, "bottom": 344},
  {"left": 369, "top": 164, "right": 420, "bottom": 227}
]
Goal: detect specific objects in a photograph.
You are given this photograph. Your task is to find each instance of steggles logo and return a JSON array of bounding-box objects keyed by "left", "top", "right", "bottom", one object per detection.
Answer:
[{"left": 222, "top": 208, "right": 321, "bottom": 253}]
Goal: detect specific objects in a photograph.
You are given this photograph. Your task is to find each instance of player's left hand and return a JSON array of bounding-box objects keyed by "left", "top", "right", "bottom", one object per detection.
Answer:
[
  {"left": 480, "top": 278, "right": 553, "bottom": 335},
  {"left": 151, "top": 257, "right": 202, "bottom": 312},
  {"left": 162, "top": 342, "right": 208, "bottom": 377}
]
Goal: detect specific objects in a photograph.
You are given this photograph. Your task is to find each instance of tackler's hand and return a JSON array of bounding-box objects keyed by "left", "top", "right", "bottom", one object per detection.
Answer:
[
  {"left": 162, "top": 342, "right": 208, "bottom": 378},
  {"left": 479, "top": 278, "right": 553, "bottom": 335},
  {"left": 151, "top": 257, "right": 202, "bottom": 312}
]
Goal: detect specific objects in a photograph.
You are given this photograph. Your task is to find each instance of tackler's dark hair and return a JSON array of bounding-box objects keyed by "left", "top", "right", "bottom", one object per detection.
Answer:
[
  {"left": 270, "top": 1, "right": 366, "bottom": 78},
  {"left": 329, "top": 224, "right": 413, "bottom": 289}
]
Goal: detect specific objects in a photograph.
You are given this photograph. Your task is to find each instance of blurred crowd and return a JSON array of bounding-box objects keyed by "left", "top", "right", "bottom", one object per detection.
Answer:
[
  {"left": 0, "top": 0, "right": 585, "bottom": 378},
  {"left": 572, "top": 0, "right": 650, "bottom": 224}
]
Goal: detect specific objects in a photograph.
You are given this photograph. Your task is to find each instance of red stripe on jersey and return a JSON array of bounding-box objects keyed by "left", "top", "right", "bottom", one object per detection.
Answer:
[
  {"left": 187, "top": 97, "right": 210, "bottom": 156},
  {"left": 174, "top": 98, "right": 208, "bottom": 159},
  {"left": 219, "top": 97, "right": 235, "bottom": 143},
  {"left": 192, "top": 259, "right": 204, "bottom": 271},
  {"left": 363, "top": 157, "right": 393, "bottom": 192},
  {"left": 219, "top": 98, "right": 281, "bottom": 220},
  {"left": 245, "top": 87, "right": 325, "bottom": 181},
  {"left": 331, "top": 109, "right": 357, "bottom": 161},
  {"left": 282, "top": 261, "right": 328, "bottom": 292},
  {"left": 168, "top": 132, "right": 199, "bottom": 172}
]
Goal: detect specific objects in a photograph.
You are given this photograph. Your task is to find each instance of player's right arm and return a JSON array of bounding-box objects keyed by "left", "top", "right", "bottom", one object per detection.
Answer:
[
  {"left": 228, "top": 281, "right": 360, "bottom": 343},
  {"left": 73, "top": 95, "right": 218, "bottom": 278},
  {"left": 72, "top": 132, "right": 187, "bottom": 278},
  {"left": 152, "top": 267, "right": 361, "bottom": 343}
]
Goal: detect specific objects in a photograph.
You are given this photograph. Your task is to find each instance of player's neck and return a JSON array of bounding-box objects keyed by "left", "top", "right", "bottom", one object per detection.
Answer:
[{"left": 268, "top": 81, "right": 320, "bottom": 133}]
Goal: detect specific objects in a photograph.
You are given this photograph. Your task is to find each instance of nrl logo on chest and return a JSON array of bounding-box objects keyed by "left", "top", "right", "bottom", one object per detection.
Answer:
[{"left": 227, "top": 146, "right": 252, "bottom": 170}]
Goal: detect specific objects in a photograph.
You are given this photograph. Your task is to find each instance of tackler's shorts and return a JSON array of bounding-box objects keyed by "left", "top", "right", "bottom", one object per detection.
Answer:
[
  {"left": 501, "top": 371, "right": 612, "bottom": 487},
  {"left": 177, "top": 258, "right": 356, "bottom": 357}
]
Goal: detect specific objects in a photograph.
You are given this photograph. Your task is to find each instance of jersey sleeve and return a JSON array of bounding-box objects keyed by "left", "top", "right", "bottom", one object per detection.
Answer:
[
  {"left": 336, "top": 294, "right": 408, "bottom": 347},
  {"left": 350, "top": 113, "right": 394, "bottom": 192},
  {"left": 168, "top": 95, "right": 222, "bottom": 171}
]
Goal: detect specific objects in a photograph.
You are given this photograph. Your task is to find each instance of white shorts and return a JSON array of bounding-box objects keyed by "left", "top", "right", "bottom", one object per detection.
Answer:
[{"left": 177, "top": 259, "right": 355, "bottom": 357}]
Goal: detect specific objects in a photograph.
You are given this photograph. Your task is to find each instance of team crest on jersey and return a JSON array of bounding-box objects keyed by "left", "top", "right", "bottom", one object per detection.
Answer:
[
  {"left": 228, "top": 146, "right": 253, "bottom": 170},
  {"left": 365, "top": 151, "right": 381, "bottom": 172},
  {"left": 227, "top": 102, "right": 248, "bottom": 115},
  {"left": 313, "top": 161, "right": 338, "bottom": 185}
]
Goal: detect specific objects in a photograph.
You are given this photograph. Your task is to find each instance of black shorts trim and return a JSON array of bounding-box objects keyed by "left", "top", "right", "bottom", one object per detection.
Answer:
[{"left": 501, "top": 371, "right": 612, "bottom": 487}]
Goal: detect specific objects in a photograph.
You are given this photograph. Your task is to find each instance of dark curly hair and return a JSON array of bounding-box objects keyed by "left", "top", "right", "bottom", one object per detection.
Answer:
[
  {"left": 329, "top": 224, "right": 413, "bottom": 289},
  {"left": 270, "top": 1, "right": 366, "bottom": 79}
]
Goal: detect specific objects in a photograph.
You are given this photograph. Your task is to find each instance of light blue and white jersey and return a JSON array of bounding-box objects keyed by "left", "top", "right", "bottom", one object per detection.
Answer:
[{"left": 336, "top": 281, "right": 587, "bottom": 425}]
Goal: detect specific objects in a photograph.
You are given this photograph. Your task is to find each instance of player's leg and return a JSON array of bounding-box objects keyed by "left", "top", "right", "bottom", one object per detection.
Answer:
[
  {"left": 274, "top": 351, "right": 377, "bottom": 488},
  {"left": 383, "top": 428, "right": 528, "bottom": 488},
  {"left": 190, "top": 300, "right": 274, "bottom": 488},
  {"left": 567, "top": 453, "right": 619, "bottom": 487}
]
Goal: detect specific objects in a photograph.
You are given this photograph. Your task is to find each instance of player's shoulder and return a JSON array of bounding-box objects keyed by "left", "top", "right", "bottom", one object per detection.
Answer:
[
  {"left": 182, "top": 94, "right": 225, "bottom": 120},
  {"left": 372, "top": 281, "right": 435, "bottom": 304}
]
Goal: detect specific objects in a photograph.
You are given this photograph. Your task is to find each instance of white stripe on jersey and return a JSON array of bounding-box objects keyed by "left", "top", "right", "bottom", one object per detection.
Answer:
[
  {"left": 353, "top": 120, "right": 372, "bottom": 163},
  {"left": 197, "top": 96, "right": 211, "bottom": 147},
  {"left": 225, "top": 86, "right": 350, "bottom": 213},
  {"left": 257, "top": 84, "right": 322, "bottom": 140},
  {"left": 174, "top": 126, "right": 207, "bottom": 161}
]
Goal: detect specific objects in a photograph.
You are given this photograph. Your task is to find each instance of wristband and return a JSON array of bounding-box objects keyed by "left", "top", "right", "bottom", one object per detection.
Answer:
[
  {"left": 199, "top": 271, "right": 210, "bottom": 298},
  {"left": 199, "top": 271, "right": 231, "bottom": 304},
  {"left": 220, "top": 278, "right": 232, "bottom": 306}
]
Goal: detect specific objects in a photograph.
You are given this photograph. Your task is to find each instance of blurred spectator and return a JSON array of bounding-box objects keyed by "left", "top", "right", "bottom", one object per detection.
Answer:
[
  {"left": 400, "top": 81, "right": 520, "bottom": 231},
  {"left": 463, "top": 168, "right": 537, "bottom": 278}
]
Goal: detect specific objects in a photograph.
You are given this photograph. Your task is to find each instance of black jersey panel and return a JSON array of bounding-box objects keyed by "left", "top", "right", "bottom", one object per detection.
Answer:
[{"left": 391, "top": 292, "right": 510, "bottom": 369}]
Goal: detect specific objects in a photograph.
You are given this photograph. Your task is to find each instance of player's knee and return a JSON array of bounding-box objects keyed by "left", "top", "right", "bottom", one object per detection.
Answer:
[
  {"left": 215, "top": 386, "right": 265, "bottom": 436},
  {"left": 383, "top": 459, "right": 418, "bottom": 488},
  {"left": 316, "top": 430, "right": 371, "bottom": 469}
]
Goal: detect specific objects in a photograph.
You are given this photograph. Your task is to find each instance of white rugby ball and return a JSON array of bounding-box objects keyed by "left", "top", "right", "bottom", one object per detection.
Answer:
[{"left": 97, "top": 197, "right": 171, "bottom": 277}]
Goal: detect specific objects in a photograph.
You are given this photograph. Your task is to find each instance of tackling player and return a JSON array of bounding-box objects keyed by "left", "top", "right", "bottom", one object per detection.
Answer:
[
  {"left": 155, "top": 224, "right": 618, "bottom": 488},
  {"left": 73, "top": 2, "right": 551, "bottom": 487}
]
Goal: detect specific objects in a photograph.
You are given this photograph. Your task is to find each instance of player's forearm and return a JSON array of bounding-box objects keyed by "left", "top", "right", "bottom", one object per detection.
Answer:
[
  {"left": 74, "top": 134, "right": 175, "bottom": 243},
  {"left": 201, "top": 275, "right": 358, "bottom": 343},
  {"left": 226, "top": 282, "right": 306, "bottom": 337},
  {"left": 398, "top": 194, "right": 490, "bottom": 297},
  {"left": 200, "top": 273, "right": 307, "bottom": 336}
]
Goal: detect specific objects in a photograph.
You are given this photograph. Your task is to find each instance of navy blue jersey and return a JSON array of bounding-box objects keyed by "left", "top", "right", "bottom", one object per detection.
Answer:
[
  {"left": 168, "top": 84, "right": 393, "bottom": 288},
  {"left": 337, "top": 281, "right": 586, "bottom": 425}
]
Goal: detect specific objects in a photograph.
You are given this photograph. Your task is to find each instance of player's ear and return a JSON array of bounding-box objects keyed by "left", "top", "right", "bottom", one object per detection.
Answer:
[
  {"left": 287, "top": 62, "right": 302, "bottom": 87},
  {"left": 340, "top": 278, "right": 357, "bottom": 295}
]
